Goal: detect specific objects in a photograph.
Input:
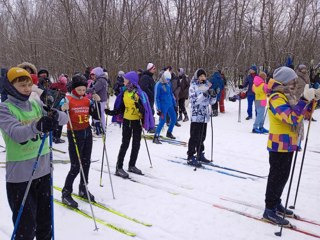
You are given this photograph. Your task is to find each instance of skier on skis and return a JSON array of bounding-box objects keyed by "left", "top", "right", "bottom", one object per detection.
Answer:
[
  {"left": 263, "top": 66, "right": 320, "bottom": 225},
  {"left": 187, "top": 68, "right": 217, "bottom": 167},
  {"left": 105, "top": 71, "right": 154, "bottom": 178},
  {"left": 0, "top": 67, "right": 67, "bottom": 239}
]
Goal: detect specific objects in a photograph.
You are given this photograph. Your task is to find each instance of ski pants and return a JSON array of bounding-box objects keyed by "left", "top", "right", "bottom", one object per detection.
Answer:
[
  {"left": 247, "top": 94, "right": 255, "bottom": 118},
  {"left": 156, "top": 105, "right": 176, "bottom": 135},
  {"left": 219, "top": 89, "right": 225, "bottom": 113},
  {"left": 64, "top": 126, "right": 93, "bottom": 193},
  {"left": 7, "top": 174, "right": 52, "bottom": 240},
  {"left": 253, "top": 104, "right": 266, "bottom": 129},
  {"left": 187, "top": 122, "right": 207, "bottom": 157},
  {"left": 117, "top": 119, "right": 142, "bottom": 169},
  {"left": 265, "top": 151, "right": 294, "bottom": 209}
]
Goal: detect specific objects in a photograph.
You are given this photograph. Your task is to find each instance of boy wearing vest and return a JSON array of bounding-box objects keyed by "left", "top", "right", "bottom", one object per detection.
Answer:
[
  {"left": 0, "top": 67, "right": 68, "bottom": 240},
  {"left": 105, "top": 71, "right": 154, "bottom": 178},
  {"left": 263, "top": 66, "right": 320, "bottom": 226},
  {"left": 252, "top": 71, "right": 269, "bottom": 133},
  {"left": 61, "top": 75, "right": 100, "bottom": 208}
]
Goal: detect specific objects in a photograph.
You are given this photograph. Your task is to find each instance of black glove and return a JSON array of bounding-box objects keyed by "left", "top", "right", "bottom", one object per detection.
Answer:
[
  {"left": 208, "top": 89, "right": 217, "bottom": 97},
  {"left": 105, "top": 108, "right": 118, "bottom": 116},
  {"left": 43, "top": 106, "right": 59, "bottom": 121},
  {"left": 36, "top": 116, "right": 57, "bottom": 133},
  {"left": 157, "top": 110, "right": 162, "bottom": 116},
  {"left": 238, "top": 85, "right": 243, "bottom": 89}
]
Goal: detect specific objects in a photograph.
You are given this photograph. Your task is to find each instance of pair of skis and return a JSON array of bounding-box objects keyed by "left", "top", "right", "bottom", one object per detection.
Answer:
[
  {"left": 54, "top": 186, "right": 152, "bottom": 237},
  {"left": 213, "top": 197, "right": 320, "bottom": 238}
]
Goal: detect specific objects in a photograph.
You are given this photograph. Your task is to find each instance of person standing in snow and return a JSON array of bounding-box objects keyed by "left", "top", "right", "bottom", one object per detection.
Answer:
[
  {"left": 113, "top": 71, "right": 125, "bottom": 96},
  {"left": 208, "top": 69, "right": 223, "bottom": 117},
  {"left": 87, "top": 67, "right": 108, "bottom": 137},
  {"left": 0, "top": 67, "right": 67, "bottom": 240},
  {"left": 139, "top": 63, "right": 156, "bottom": 115},
  {"left": 177, "top": 68, "right": 190, "bottom": 122},
  {"left": 187, "top": 69, "right": 217, "bottom": 167},
  {"left": 61, "top": 75, "right": 101, "bottom": 208},
  {"left": 263, "top": 66, "right": 320, "bottom": 226},
  {"left": 105, "top": 71, "right": 154, "bottom": 178},
  {"left": 240, "top": 65, "right": 257, "bottom": 120},
  {"left": 252, "top": 71, "right": 269, "bottom": 134},
  {"left": 153, "top": 70, "right": 177, "bottom": 144}
]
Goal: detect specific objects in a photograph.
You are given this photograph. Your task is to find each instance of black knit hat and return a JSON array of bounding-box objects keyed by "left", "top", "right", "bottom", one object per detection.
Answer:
[
  {"left": 196, "top": 68, "right": 206, "bottom": 78},
  {"left": 72, "top": 75, "right": 87, "bottom": 89}
]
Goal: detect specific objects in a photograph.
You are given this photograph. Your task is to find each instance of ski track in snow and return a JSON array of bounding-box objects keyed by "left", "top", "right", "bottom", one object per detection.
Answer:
[{"left": 1, "top": 96, "right": 320, "bottom": 240}]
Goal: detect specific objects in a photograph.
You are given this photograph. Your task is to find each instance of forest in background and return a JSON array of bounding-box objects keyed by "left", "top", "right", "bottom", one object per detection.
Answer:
[{"left": 0, "top": 0, "right": 319, "bottom": 83}]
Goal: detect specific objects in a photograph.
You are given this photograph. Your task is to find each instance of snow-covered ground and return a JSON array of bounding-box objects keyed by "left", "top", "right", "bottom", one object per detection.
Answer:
[{"left": 1, "top": 96, "right": 320, "bottom": 240}]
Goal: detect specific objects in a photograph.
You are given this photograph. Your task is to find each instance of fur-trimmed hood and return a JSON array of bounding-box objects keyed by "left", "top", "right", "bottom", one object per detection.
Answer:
[{"left": 17, "top": 62, "right": 37, "bottom": 75}]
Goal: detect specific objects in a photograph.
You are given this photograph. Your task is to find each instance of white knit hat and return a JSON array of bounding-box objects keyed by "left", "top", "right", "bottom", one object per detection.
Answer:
[
  {"left": 147, "top": 63, "right": 155, "bottom": 71},
  {"left": 273, "top": 66, "right": 297, "bottom": 85}
]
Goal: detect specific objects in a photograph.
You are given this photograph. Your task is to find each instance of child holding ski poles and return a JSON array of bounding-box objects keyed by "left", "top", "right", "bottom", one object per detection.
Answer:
[
  {"left": 187, "top": 69, "right": 217, "bottom": 167},
  {"left": 105, "top": 71, "right": 154, "bottom": 178},
  {"left": 0, "top": 67, "right": 68, "bottom": 240},
  {"left": 61, "top": 75, "right": 101, "bottom": 208},
  {"left": 263, "top": 66, "right": 320, "bottom": 226}
]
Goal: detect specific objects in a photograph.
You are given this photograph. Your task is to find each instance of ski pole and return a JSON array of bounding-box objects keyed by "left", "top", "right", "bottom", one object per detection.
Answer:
[
  {"left": 49, "top": 131, "right": 55, "bottom": 240},
  {"left": 11, "top": 134, "right": 47, "bottom": 240},
  {"left": 238, "top": 91, "right": 241, "bottom": 122},
  {"left": 66, "top": 110, "right": 99, "bottom": 231},
  {"left": 94, "top": 99, "right": 115, "bottom": 199},
  {"left": 210, "top": 115, "right": 213, "bottom": 162},
  {"left": 290, "top": 100, "right": 317, "bottom": 210},
  {"left": 142, "top": 127, "right": 153, "bottom": 168},
  {"left": 275, "top": 131, "right": 303, "bottom": 237}
]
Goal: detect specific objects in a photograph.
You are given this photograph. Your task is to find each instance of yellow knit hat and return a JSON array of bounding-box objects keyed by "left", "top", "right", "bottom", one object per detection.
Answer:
[{"left": 7, "top": 67, "right": 32, "bottom": 82}]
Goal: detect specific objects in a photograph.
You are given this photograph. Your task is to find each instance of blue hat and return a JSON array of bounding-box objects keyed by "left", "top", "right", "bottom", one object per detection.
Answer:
[{"left": 250, "top": 65, "right": 257, "bottom": 73}]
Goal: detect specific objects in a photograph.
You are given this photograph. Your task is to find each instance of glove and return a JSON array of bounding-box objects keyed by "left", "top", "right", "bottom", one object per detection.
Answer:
[
  {"left": 303, "top": 84, "right": 315, "bottom": 101},
  {"left": 92, "top": 93, "right": 101, "bottom": 102},
  {"left": 315, "top": 88, "right": 320, "bottom": 100},
  {"left": 238, "top": 85, "right": 243, "bottom": 89},
  {"left": 36, "top": 116, "right": 57, "bottom": 133},
  {"left": 208, "top": 89, "right": 217, "bottom": 97},
  {"left": 156, "top": 110, "right": 162, "bottom": 116},
  {"left": 61, "top": 103, "right": 69, "bottom": 111},
  {"left": 43, "top": 106, "right": 59, "bottom": 121},
  {"left": 135, "top": 102, "right": 144, "bottom": 114},
  {"left": 105, "top": 109, "right": 118, "bottom": 116},
  {"left": 203, "top": 91, "right": 209, "bottom": 97}
]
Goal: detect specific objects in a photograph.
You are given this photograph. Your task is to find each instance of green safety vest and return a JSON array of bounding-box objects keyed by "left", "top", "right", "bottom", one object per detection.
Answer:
[{"left": 2, "top": 101, "right": 49, "bottom": 162}]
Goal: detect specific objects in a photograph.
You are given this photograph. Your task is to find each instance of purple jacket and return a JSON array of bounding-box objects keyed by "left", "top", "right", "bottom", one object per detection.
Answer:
[{"left": 112, "top": 71, "right": 155, "bottom": 131}]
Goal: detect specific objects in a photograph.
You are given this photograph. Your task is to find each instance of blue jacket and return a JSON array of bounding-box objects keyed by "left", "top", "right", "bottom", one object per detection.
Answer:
[
  {"left": 243, "top": 74, "right": 256, "bottom": 96},
  {"left": 154, "top": 81, "right": 176, "bottom": 111},
  {"left": 209, "top": 72, "right": 224, "bottom": 101}
]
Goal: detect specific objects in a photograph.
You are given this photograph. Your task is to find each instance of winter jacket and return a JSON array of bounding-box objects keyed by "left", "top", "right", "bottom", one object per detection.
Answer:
[
  {"left": 139, "top": 71, "right": 155, "bottom": 104},
  {"left": 154, "top": 81, "right": 176, "bottom": 112},
  {"left": 209, "top": 72, "right": 224, "bottom": 101},
  {"left": 170, "top": 73, "right": 180, "bottom": 101},
  {"left": 295, "top": 71, "right": 310, "bottom": 99},
  {"left": 243, "top": 74, "right": 256, "bottom": 96},
  {"left": 189, "top": 70, "right": 217, "bottom": 123},
  {"left": 178, "top": 74, "right": 190, "bottom": 99},
  {"left": 113, "top": 76, "right": 124, "bottom": 96},
  {"left": 87, "top": 76, "right": 108, "bottom": 102},
  {"left": 267, "top": 79, "right": 310, "bottom": 152},
  {"left": 0, "top": 95, "right": 68, "bottom": 183},
  {"left": 252, "top": 75, "right": 268, "bottom": 107}
]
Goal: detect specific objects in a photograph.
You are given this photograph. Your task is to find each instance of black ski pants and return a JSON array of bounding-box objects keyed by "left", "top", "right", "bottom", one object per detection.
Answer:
[
  {"left": 64, "top": 126, "right": 93, "bottom": 193},
  {"left": 265, "top": 151, "right": 294, "bottom": 209},
  {"left": 187, "top": 122, "right": 207, "bottom": 157},
  {"left": 117, "top": 119, "right": 142, "bottom": 169},
  {"left": 7, "top": 174, "right": 52, "bottom": 240}
]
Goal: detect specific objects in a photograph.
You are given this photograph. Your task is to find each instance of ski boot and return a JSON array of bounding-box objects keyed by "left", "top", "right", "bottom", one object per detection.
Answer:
[
  {"left": 153, "top": 136, "right": 162, "bottom": 144},
  {"left": 166, "top": 131, "right": 176, "bottom": 139},
  {"left": 187, "top": 156, "right": 202, "bottom": 167},
  {"left": 128, "top": 166, "right": 143, "bottom": 175},
  {"left": 276, "top": 203, "right": 294, "bottom": 217},
  {"left": 79, "top": 185, "right": 95, "bottom": 202},
  {"left": 115, "top": 168, "right": 129, "bottom": 179},
  {"left": 263, "top": 208, "right": 290, "bottom": 226},
  {"left": 198, "top": 152, "right": 211, "bottom": 163},
  {"left": 62, "top": 188, "right": 78, "bottom": 208}
]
